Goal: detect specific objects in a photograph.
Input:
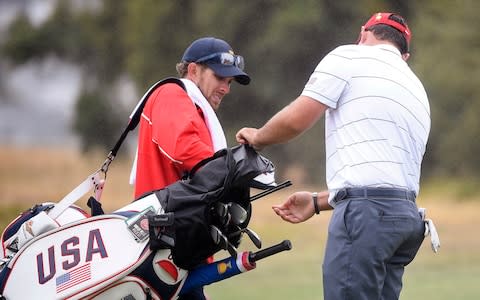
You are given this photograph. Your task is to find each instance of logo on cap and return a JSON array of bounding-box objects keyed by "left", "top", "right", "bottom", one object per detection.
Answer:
[{"left": 364, "top": 12, "right": 411, "bottom": 45}]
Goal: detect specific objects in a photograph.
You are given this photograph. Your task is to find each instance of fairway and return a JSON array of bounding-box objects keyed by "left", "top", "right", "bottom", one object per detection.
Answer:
[{"left": 1, "top": 147, "right": 479, "bottom": 299}]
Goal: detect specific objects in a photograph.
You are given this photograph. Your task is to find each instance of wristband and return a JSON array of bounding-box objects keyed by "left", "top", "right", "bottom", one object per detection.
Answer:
[{"left": 312, "top": 192, "right": 320, "bottom": 214}]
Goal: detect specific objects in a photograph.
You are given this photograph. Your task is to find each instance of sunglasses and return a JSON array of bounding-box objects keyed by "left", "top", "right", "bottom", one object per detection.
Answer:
[{"left": 195, "top": 52, "right": 245, "bottom": 70}]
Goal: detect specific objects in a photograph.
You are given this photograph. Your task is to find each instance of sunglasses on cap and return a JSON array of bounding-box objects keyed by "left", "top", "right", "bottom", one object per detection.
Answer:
[{"left": 195, "top": 52, "right": 245, "bottom": 70}]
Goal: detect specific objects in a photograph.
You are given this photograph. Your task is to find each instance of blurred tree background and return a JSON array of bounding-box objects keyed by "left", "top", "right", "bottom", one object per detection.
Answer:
[{"left": 1, "top": 0, "right": 479, "bottom": 185}]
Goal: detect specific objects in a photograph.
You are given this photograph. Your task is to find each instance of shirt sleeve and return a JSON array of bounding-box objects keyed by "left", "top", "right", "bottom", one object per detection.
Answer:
[
  {"left": 150, "top": 83, "right": 214, "bottom": 172},
  {"left": 301, "top": 46, "right": 352, "bottom": 109}
]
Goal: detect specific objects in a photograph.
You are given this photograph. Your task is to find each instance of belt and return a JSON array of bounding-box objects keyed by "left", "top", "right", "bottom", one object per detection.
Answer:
[{"left": 333, "top": 187, "right": 416, "bottom": 204}]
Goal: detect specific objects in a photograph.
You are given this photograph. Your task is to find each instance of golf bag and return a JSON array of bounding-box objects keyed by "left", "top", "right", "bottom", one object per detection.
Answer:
[
  {"left": 151, "top": 144, "right": 274, "bottom": 269},
  {"left": 0, "top": 145, "right": 287, "bottom": 300}
]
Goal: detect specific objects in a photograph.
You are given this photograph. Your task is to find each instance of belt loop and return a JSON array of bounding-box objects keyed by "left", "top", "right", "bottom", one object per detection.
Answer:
[{"left": 334, "top": 189, "right": 347, "bottom": 204}]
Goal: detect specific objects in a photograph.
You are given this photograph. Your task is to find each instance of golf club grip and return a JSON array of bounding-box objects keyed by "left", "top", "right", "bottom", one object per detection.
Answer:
[{"left": 249, "top": 240, "right": 292, "bottom": 262}]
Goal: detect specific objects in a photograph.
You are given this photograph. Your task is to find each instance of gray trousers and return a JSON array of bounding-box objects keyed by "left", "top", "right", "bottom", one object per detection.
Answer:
[{"left": 322, "top": 198, "right": 425, "bottom": 300}]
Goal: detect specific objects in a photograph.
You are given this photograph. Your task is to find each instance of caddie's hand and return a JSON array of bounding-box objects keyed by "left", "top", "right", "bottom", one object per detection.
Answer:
[
  {"left": 272, "top": 191, "right": 314, "bottom": 224},
  {"left": 236, "top": 127, "right": 264, "bottom": 151}
]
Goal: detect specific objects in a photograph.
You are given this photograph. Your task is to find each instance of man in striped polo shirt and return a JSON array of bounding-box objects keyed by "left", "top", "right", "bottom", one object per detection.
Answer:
[{"left": 236, "top": 13, "right": 430, "bottom": 300}]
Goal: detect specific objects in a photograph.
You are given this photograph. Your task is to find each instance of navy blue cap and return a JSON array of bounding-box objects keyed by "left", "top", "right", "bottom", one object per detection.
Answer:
[{"left": 181, "top": 37, "right": 250, "bottom": 85}]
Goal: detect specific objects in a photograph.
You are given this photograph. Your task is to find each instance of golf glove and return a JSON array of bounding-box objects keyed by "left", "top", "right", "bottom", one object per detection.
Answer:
[{"left": 419, "top": 207, "right": 440, "bottom": 253}]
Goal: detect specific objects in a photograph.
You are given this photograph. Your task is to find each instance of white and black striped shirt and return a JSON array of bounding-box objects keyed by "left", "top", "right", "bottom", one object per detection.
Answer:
[{"left": 301, "top": 44, "right": 430, "bottom": 205}]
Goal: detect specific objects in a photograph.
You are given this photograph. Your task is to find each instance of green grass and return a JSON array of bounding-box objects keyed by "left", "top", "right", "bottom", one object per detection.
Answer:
[{"left": 402, "top": 261, "right": 480, "bottom": 300}]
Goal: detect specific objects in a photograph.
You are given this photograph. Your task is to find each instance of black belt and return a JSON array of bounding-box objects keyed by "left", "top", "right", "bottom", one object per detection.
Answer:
[{"left": 333, "top": 188, "right": 416, "bottom": 204}]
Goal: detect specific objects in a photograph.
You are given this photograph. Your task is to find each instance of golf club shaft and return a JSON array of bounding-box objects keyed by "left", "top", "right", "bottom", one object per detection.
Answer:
[{"left": 250, "top": 180, "right": 292, "bottom": 201}]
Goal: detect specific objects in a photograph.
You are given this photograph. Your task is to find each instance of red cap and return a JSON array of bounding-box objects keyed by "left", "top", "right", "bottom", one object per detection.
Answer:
[{"left": 364, "top": 12, "right": 411, "bottom": 46}]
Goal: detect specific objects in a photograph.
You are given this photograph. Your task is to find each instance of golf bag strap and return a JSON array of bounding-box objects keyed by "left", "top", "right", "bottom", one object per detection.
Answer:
[
  {"left": 48, "top": 78, "right": 186, "bottom": 220},
  {"left": 107, "top": 78, "right": 186, "bottom": 183},
  {"left": 110, "top": 77, "right": 186, "bottom": 158},
  {"left": 47, "top": 171, "right": 103, "bottom": 220}
]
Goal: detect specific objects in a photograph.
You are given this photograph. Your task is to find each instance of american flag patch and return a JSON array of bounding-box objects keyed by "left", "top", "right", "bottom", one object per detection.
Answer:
[{"left": 56, "top": 263, "right": 91, "bottom": 293}]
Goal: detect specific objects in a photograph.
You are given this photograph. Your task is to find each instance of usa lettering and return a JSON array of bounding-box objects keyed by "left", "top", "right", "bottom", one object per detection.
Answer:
[{"left": 36, "top": 228, "right": 108, "bottom": 284}]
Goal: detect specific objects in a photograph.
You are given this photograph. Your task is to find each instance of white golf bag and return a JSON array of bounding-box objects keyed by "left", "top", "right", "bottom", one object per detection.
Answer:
[{"left": 0, "top": 194, "right": 189, "bottom": 300}]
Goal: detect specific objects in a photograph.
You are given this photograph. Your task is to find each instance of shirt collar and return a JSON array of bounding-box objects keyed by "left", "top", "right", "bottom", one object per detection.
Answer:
[{"left": 373, "top": 44, "right": 402, "bottom": 57}]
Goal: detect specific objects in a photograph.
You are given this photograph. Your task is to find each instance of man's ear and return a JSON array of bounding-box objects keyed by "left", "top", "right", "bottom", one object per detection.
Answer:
[
  {"left": 358, "top": 26, "right": 368, "bottom": 44},
  {"left": 186, "top": 62, "right": 200, "bottom": 82},
  {"left": 402, "top": 53, "right": 410, "bottom": 61},
  {"left": 187, "top": 62, "right": 197, "bottom": 76}
]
